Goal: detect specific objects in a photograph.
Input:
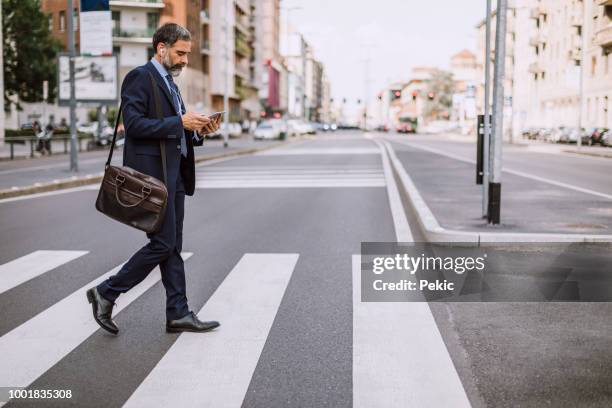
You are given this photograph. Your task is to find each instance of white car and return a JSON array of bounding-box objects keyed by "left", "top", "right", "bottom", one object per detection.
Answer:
[{"left": 254, "top": 122, "right": 281, "bottom": 140}]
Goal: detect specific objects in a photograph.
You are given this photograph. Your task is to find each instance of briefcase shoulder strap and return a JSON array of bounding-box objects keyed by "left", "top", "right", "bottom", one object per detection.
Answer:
[
  {"left": 104, "top": 70, "right": 169, "bottom": 188},
  {"left": 147, "top": 71, "right": 168, "bottom": 187}
]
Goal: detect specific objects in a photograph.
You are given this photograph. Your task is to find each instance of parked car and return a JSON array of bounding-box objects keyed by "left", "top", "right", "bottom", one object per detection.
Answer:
[
  {"left": 600, "top": 129, "right": 612, "bottom": 147},
  {"left": 396, "top": 122, "right": 415, "bottom": 133},
  {"left": 287, "top": 119, "right": 308, "bottom": 136},
  {"left": 253, "top": 121, "right": 282, "bottom": 140},
  {"left": 590, "top": 128, "right": 609, "bottom": 145}
]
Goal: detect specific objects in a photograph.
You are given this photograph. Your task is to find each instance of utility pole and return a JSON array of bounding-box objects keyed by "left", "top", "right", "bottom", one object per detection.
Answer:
[
  {"left": 362, "top": 44, "right": 373, "bottom": 132},
  {"left": 482, "top": 0, "right": 492, "bottom": 218},
  {"left": 222, "top": 0, "right": 230, "bottom": 148},
  {"left": 488, "top": 0, "right": 507, "bottom": 225},
  {"left": 67, "top": 0, "right": 78, "bottom": 171}
]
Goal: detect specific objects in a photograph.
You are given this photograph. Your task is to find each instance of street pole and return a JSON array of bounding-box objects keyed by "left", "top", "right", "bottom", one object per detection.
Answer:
[
  {"left": 67, "top": 0, "right": 78, "bottom": 171},
  {"left": 488, "top": 0, "right": 507, "bottom": 225},
  {"left": 482, "top": 0, "right": 492, "bottom": 218},
  {"left": 223, "top": 0, "right": 229, "bottom": 148}
]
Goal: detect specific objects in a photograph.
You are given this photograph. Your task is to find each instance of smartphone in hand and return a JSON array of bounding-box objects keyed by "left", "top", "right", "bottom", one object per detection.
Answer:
[{"left": 208, "top": 111, "right": 226, "bottom": 121}]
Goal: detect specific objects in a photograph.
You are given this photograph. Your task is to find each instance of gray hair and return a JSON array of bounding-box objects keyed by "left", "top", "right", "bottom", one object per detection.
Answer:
[{"left": 152, "top": 23, "right": 191, "bottom": 50}]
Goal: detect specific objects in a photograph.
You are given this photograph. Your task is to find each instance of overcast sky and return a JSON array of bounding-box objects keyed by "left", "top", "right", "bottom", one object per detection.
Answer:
[{"left": 282, "top": 0, "right": 486, "bottom": 116}]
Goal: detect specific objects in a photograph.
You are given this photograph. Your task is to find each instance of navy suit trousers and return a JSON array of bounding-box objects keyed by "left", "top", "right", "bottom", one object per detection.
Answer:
[{"left": 97, "top": 168, "right": 189, "bottom": 321}]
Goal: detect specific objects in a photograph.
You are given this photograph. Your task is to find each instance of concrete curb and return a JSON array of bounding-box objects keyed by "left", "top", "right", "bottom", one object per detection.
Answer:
[
  {"left": 0, "top": 137, "right": 304, "bottom": 200},
  {"left": 381, "top": 139, "right": 612, "bottom": 244}
]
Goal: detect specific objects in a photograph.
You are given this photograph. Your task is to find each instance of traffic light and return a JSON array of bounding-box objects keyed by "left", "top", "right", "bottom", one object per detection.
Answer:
[
  {"left": 428, "top": 92, "right": 435, "bottom": 100},
  {"left": 390, "top": 90, "right": 401, "bottom": 100},
  {"left": 412, "top": 91, "right": 418, "bottom": 101},
  {"left": 377, "top": 92, "right": 383, "bottom": 101}
]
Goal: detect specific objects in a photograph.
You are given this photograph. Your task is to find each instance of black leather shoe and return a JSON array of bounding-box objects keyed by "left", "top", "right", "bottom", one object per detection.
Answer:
[
  {"left": 166, "top": 311, "right": 220, "bottom": 333},
  {"left": 86, "top": 287, "right": 119, "bottom": 335}
]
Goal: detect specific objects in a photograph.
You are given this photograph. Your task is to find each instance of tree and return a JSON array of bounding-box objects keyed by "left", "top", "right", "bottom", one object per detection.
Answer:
[
  {"left": 3, "top": 0, "right": 61, "bottom": 111},
  {"left": 423, "top": 70, "right": 455, "bottom": 121}
]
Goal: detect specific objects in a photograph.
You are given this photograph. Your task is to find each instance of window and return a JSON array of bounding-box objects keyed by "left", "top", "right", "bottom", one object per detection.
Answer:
[
  {"left": 59, "top": 10, "right": 66, "bottom": 32},
  {"left": 112, "top": 11, "right": 120, "bottom": 36},
  {"left": 147, "top": 12, "right": 159, "bottom": 32},
  {"left": 73, "top": 8, "right": 79, "bottom": 31},
  {"left": 48, "top": 15, "right": 53, "bottom": 32}
]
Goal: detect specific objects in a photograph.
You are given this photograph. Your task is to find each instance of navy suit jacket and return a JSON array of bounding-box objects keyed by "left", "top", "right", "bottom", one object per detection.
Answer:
[{"left": 121, "top": 61, "right": 203, "bottom": 196}]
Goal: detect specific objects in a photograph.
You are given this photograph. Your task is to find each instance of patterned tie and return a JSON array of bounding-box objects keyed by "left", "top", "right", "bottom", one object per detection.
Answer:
[{"left": 166, "top": 74, "right": 187, "bottom": 157}]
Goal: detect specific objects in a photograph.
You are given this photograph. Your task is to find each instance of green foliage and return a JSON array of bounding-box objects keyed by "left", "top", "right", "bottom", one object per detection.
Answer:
[
  {"left": 3, "top": 0, "right": 62, "bottom": 111},
  {"left": 87, "top": 109, "right": 98, "bottom": 123},
  {"left": 106, "top": 106, "right": 118, "bottom": 124},
  {"left": 423, "top": 70, "right": 455, "bottom": 120}
]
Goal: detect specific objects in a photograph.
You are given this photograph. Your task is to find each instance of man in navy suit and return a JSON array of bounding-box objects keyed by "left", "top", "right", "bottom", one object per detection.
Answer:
[{"left": 87, "top": 23, "right": 221, "bottom": 335}]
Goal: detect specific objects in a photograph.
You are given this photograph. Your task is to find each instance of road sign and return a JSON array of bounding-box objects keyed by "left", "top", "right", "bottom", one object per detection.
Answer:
[{"left": 58, "top": 54, "right": 118, "bottom": 104}]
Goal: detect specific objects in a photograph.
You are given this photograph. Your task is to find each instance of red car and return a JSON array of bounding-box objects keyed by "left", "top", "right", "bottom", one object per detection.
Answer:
[{"left": 396, "top": 123, "right": 415, "bottom": 133}]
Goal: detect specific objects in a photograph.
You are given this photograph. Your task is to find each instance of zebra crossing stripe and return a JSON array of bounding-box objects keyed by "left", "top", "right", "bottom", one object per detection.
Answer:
[
  {"left": 195, "top": 166, "right": 386, "bottom": 188},
  {"left": 352, "top": 255, "right": 471, "bottom": 407},
  {"left": 0, "top": 250, "right": 89, "bottom": 294},
  {"left": 124, "top": 253, "right": 299, "bottom": 408},
  {"left": 256, "top": 147, "right": 381, "bottom": 155},
  {"left": 0, "top": 252, "right": 193, "bottom": 391}
]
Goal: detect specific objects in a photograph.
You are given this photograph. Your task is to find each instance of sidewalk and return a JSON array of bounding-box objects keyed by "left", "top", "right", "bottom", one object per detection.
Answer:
[
  {"left": 0, "top": 136, "right": 299, "bottom": 199},
  {"left": 383, "top": 138, "right": 612, "bottom": 242}
]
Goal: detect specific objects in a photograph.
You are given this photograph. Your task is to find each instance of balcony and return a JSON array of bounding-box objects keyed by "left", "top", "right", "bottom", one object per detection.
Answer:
[
  {"left": 235, "top": 17, "right": 250, "bottom": 36},
  {"left": 528, "top": 62, "right": 543, "bottom": 74},
  {"left": 235, "top": 62, "right": 250, "bottom": 80},
  {"left": 112, "top": 27, "right": 156, "bottom": 43},
  {"left": 235, "top": 82, "right": 250, "bottom": 100},
  {"left": 594, "top": 24, "right": 612, "bottom": 48},
  {"left": 529, "top": 33, "right": 545, "bottom": 47},
  {"left": 109, "top": 0, "right": 165, "bottom": 9},
  {"left": 235, "top": 37, "right": 251, "bottom": 57},
  {"left": 570, "top": 12, "right": 583, "bottom": 27},
  {"left": 200, "top": 9, "right": 210, "bottom": 23},
  {"left": 569, "top": 47, "right": 582, "bottom": 61},
  {"left": 529, "top": 6, "right": 546, "bottom": 20}
]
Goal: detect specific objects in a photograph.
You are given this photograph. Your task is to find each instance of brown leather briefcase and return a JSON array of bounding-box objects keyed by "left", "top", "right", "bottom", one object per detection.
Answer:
[{"left": 95, "top": 71, "right": 169, "bottom": 233}]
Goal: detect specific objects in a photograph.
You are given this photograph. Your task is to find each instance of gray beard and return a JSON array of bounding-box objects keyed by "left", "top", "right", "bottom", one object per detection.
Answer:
[{"left": 162, "top": 54, "right": 183, "bottom": 77}]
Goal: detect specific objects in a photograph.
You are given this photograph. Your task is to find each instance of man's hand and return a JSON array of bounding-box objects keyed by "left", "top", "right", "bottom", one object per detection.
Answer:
[
  {"left": 200, "top": 114, "right": 221, "bottom": 135},
  {"left": 181, "top": 112, "right": 210, "bottom": 131}
]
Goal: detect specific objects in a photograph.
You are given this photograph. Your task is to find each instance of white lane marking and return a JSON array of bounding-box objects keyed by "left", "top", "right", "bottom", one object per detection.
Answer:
[
  {"left": 0, "top": 183, "right": 101, "bottom": 204},
  {"left": 374, "top": 139, "right": 413, "bottom": 241},
  {"left": 0, "top": 252, "right": 193, "bottom": 390},
  {"left": 124, "top": 253, "right": 299, "bottom": 408},
  {"left": 391, "top": 139, "right": 612, "bottom": 201},
  {"left": 352, "top": 255, "right": 470, "bottom": 408},
  {"left": 0, "top": 250, "right": 89, "bottom": 294},
  {"left": 353, "top": 140, "right": 470, "bottom": 406},
  {"left": 256, "top": 147, "right": 381, "bottom": 155},
  {"left": 195, "top": 165, "right": 386, "bottom": 188}
]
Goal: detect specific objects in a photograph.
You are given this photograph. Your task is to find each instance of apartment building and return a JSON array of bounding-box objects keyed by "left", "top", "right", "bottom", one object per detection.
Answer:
[
  {"left": 209, "top": 0, "right": 259, "bottom": 121},
  {"left": 585, "top": 0, "right": 612, "bottom": 128},
  {"left": 256, "top": 0, "right": 283, "bottom": 115},
  {"left": 527, "top": 0, "right": 584, "bottom": 129},
  {"left": 476, "top": 1, "right": 532, "bottom": 141},
  {"left": 474, "top": 0, "right": 612, "bottom": 135}
]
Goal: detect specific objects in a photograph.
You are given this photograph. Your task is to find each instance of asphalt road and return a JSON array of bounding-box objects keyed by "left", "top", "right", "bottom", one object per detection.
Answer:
[{"left": 1, "top": 131, "right": 612, "bottom": 407}]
